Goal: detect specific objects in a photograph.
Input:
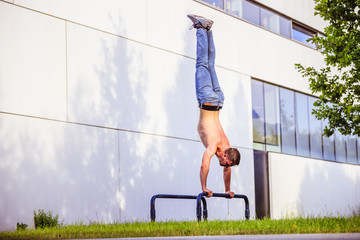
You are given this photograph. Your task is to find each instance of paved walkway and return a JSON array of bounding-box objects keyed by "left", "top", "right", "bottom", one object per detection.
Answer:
[{"left": 81, "top": 233, "right": 360, "bottom": 240}]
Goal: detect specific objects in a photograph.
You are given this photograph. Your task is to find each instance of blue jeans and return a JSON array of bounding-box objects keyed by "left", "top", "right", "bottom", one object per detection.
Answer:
[{"left": 195, "top": 28, "right": 224, "bottom": 107}]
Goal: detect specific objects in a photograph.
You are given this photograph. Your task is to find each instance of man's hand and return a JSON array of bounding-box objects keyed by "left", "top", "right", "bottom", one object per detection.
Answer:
[
  {"left": 225, "top": 191, "right": 234, "bottom": 198},
  {"left": 202, "top": 188, "right": 213, "bottom": 198}
]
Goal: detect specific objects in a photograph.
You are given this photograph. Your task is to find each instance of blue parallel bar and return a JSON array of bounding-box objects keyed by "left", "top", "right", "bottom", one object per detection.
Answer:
[
  {"left": 150, "top": 192, "right": 250, "bottom": 222},
  {"left": 196, "top": 192, "right": 250, "bottom": 220},
  {"left": 150, "top": 194, "right": 207, "bottom": 222}
]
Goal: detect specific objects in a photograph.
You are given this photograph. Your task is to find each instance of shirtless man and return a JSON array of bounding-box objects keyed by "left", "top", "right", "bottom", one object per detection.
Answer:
[{"left": 188, "top": 14, "right": 241, "bottom": 198}]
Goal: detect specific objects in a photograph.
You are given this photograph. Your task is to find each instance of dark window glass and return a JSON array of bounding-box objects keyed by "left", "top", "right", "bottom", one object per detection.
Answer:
[
  {"left": 295, "top": 93, "right": 310, "bottom": 157},
  {"left": 264, "top": 83, "right": 281, "bottom": 152},
  {"left": 280, "top": 88, "right": 296, "bottom": 154},
  {"left": 292, "top": 23, "right": 316, "bottom": 48},
  {"left": 252, "top": 80, "right": 265, "bottom": 150},
  {"left": 308, "top": 97, "right": 323, "bottom": 159},
  {"left": 346, "top": 136, "right": 357, "bottom": 164},
  {"left": 323, "top": 119, "right": 335, "bottom": 161},
  {"left": 335, "top": 130, "right": 347, "bottom": 162},
  {"left": 202, "top": 0, "right": 224, "bottom": 9},
  {"left": 242, "top": 0, "right": 260, "bottom": 25},
  {"left": 225, "top": 0, "right": 242, "bottom": 18}
]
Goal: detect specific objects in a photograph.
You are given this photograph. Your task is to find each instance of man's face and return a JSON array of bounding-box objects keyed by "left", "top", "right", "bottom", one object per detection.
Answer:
[{"left": 219, "top": 155, "right": 231, "bottom": 168}]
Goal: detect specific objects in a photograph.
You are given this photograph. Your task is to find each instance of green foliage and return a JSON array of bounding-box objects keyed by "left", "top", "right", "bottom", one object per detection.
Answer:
[
  {"left": 33, "top": 209, "right": 60, "bottom": 229},
  {"left": 16, "top": 222, "right": 28, "bottom": 231},
  {"left": 295, "top": 0, "right": 360, "bottom": 137}
]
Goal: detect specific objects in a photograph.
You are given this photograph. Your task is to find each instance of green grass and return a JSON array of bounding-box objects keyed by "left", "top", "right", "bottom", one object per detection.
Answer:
[{"left": 1, "top": 217, "right": 360, "bottom": 240}]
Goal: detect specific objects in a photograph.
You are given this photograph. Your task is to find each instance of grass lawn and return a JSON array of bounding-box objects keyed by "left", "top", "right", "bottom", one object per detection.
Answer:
[{"left": 1, "top": 216, "right": 359, "bottom": 240}]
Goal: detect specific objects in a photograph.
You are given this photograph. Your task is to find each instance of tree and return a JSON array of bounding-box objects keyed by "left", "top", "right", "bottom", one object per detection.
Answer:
[{"left": 296, "top": 0, "right": 360, "bottom": 137}]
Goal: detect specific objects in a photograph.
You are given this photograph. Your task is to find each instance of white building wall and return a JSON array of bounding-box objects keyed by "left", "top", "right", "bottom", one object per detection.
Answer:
[
  {"left": 0, "top": 3, "right": 67, "bottom": 120},
  {"left": 0, "top": 114, "right": 120, "bottom": 228},
  {"left": 269, "top": 152, "right": 360, "bottom": 219},
  {"left": 0, "top": 0, "right": 356, "bottom": 231},
  {"left": 0, "top": 0, "right": 255, "bottom": 230}
]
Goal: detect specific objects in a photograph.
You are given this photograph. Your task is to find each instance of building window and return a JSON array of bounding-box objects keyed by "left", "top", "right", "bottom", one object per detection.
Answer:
[
  {"left": 242, "top": 0, "right": 260, "bottom": 25},
  {"left": 264, "top": 83, "right": 281, "bottom": 152},
  {"left": 251, "top": 80, "right": 265, "bottom": 150},
  {"left": 292, "top": 23, "right": 316, "bottom": 48},
  {"left": 308, "top": 96, "right": 323, "bottom": 159},
  {"left": 322, "top": 119, "right": 336, "bottom": 161},
  {"left": 279, "top": 15, "right": 291, "bottom": 38},
  {"left": 280, "top": 88, "right": 296, "bottom": 155},
  {"left": 295, "top": 93, "right": 310, "bottom": 157},
  {"left": 260, "top": 8, "right": 290, "bottom": 38},
  {"left": 251, "top": 79, "right": 359, "bottom": 165},
  {"left": 346, "top": 135, "right": 358, "bottom": 164},
  {"left": 199, "top": 0, "right": 319, "bottom": 48},
  {"left": 226, "top": 0, "right": 243, "bottom": 18},
  {"left": 335, "top": 130, "right": 347, "bottom": 163},
  {"left": 251, "top": 80, "right": 280, "bottom": 152},
  {"left": 202, "top": 0, "right": 224, "bottom": 9}
]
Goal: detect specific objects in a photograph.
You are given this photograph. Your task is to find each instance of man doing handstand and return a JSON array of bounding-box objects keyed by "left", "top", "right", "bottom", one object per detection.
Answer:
[{"left": 188, "top": 14, "right": 241, "bottom": 198}]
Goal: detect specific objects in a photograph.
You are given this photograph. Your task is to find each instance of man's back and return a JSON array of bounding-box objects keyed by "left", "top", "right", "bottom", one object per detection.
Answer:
[{"left": 197, "top": 109, "right": 229, "bottom": 153}]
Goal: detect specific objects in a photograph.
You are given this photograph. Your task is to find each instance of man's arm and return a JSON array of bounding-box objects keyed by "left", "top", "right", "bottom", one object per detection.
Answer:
[
  {"left": 223, "top": 166, "right": 234, "bottom": 198},
  {"left": 200, "top": 145, "right": 216, "bottom": 197}
]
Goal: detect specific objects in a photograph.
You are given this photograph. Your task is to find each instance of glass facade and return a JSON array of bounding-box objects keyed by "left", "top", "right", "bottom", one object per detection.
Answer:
[
  {"left": 226, "top": 0, "right": 243, "bottom": 18},
  {"left": 251, "top": 80, "right": 265, "bottom": 150},
  {"left": 251, "top": 81, "right": 281, "bottom": 151},
  {"left": 264, "top": 83, "right": 280, "bottom": 152},
  {"left": 322, "top": 119, "right": 336, "bottom": 161},
  {"left": 335, "top": 130, "right": 347, "bottom": 163},
  {"left": 260, "top": 8, "right": 278, "bottom": 34},
  {"left": 347, "top": 135, "right": 358, "bottom": 164},
  {"left": 280, "top": 88, "right": 296, "bottom": 155},
  {"left": 200, "top": 0, "right": 317, "bottom": 48},
  {"left": 279, "top": 15, "right": 291, "bottom": 38},
  {"left": 202, "top": 0, "right": 224, "bottom": 9},
  {"left": 295, "top": 93, "right": 310, "bottom": 157},
  {"left": 292, "top": 23, "right": 316, "bottom": 48},
  {"left": 308, "top": 97, "right": 323, "bottom": 159},
  {"left": 251, "top": 79, "right": 360, "bottom": 165},
  {"left": 242, "top": 0, "right": 260, "bottom": 25}
]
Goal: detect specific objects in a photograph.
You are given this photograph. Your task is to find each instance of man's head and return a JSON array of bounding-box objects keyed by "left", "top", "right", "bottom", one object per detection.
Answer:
[{"left": 220, "top": 148, "right": 241, "bottom": 168}]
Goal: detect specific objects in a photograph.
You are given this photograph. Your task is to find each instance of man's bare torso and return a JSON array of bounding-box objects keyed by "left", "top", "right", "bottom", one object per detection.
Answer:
[{"left": 197, "top": 109, "right": 230, "bottom": 155}]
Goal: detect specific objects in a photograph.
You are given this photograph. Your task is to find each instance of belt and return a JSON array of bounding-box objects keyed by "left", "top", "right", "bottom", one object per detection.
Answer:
[{"left": 199, "top": 103, "right": 223, "bottom": 111}]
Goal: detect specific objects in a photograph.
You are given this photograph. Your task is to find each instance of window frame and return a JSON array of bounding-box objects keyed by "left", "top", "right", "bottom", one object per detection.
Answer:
[
  {"left": 291, "top": 22, "right": 317, "bottom": 48},
  {"left": 195, "top": 0, "right": 322, "bottom": 49},
  {"left": 251, "top": 79, "right": 359, "bottom": 165}
]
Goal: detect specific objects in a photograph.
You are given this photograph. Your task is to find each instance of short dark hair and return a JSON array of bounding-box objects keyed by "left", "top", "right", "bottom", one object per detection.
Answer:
[{"left": 225, "top": 148, "right": 240, "bottom": 166}]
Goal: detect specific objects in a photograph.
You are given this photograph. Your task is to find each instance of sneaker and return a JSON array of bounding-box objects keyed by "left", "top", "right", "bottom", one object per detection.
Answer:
[{"left": 187, "top": 14, "right": 213, "bottom": 30}]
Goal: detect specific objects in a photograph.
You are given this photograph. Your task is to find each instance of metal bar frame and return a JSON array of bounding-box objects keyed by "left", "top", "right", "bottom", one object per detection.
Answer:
[
  {"left": 150, "top": 192, "right": 250, "bottom": 222},
  {"left": 150, "top": 194, "right": 208, "bottom": 222},
  {"left": 196, "top": 192, "right": 250, "bottom": 220}
]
